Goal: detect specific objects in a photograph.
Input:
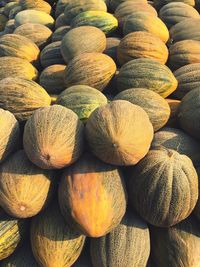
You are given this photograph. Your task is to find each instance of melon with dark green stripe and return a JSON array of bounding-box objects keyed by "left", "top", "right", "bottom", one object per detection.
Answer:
[
  {"left": 117, "top": 58, "right": 178, "bottom": 97},
  {"left": 0, "top": 209, "right": 28, "bottom": 260},
  {"left": 71, "top": 11, "right": 118, "bottom": 36},
  {"left": 56, "top": 85, "right": 108, "bottom": 121}
]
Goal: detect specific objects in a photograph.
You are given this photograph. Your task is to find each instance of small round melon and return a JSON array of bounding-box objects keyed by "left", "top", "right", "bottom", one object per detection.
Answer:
[
  {"left": 0, "top": 109, "right": 20, "bottom": 163},
  {"left": 0, "top": 77, "right": 51, "bottom": 121},
  {"left": 61, "top": 26, "right": 106, "bottom": 63},
  {"left": 14, "top": 9, "right": 54, "bottom": 29},
  {"left": 19, "top": 0, "right": 52, "bottom": 14},
  {"left": 85, "top": 100, "right": 154, "bottom": 166},
  {"left": 39, "top": 64, "right": 66, "bottom": 94},
  {"left": 154, "top": 0, "right": 195, "bottom": 10},
  {"left": 114, "top": 88, "right": 170, "bottom": 131},
  {"left": 23, "top": 105, "right": 84, "bottom": 169},
  {"left": 117, "top": 31, "right": 168, "bottom": 65},
  {"left": 128, "top": 147, "right": 198, "bottom": 227},
  {"left": 64, "top": 53, "right": 116, "bottom": 91},
  {"left": 56, "top": 85, "right": 108, "bottom": 121},
  {"left": 0, "top": 150, "right": 56, "bottom": 218},
  {"left": 109, "top": 0, "right": 148, "bottom": 12},
  {"left": 14, "top": 23, "right": 52, "bottom": 49}
]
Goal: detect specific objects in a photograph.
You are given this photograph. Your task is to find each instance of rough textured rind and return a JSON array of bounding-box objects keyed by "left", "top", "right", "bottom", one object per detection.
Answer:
[
  {"left": 0, "top": 209, "right": 28, "bottom": 260},
  {"left": 123, "top": 11, "right": 169, "bottom": 43},
  {"left": 0, "top": 109, "right": 20, "bottom": 163},
  {"left": 39, "top": 64, "right": 66, "bottom": 94},
  {"left": 23, "top": 105, "right": 84, "bottom": 169},
  {"left": 151, "top": 127, "right": 200, "bottom": 166},
  {"left": 169, "top": 18, "right": 200, "bottom": 45},
  {"left": 56, "top": 85, "right": 108, "bottom": 121},
  {"left": 1, "top": 240, "right": 39, "bottom": 267},
  {"left": 71, "top": 11, "right": 118, "bottom": 36},
  {"left": 128, "top": 147, "right": 198, "bottom": 227},
  {"left": 0, "top": 78, "right": 51, "bottom": 121},
  {"left": 31, "top": 201, "right": 85, "bottom": 267},
  {"left": 14, "top": 23, "right": 52, "bottom": 49},
  {"left": 0, "top": 150, "right": 56, "bottom": 218},
  {"left": 90, "top": 210, "right": 150, "bottom": 267},
  {"left": 109, "top": 0, "right": 147, "bottom": 12},
  {"left": 0, "top": 57, "right": 38, "bottom": 81},
  {"left": 63, "top": 0, "right": 107, "bottom": 24},
  {"left": 40, "top": 41, "right": 65, "bottom": 68},
  {"left": 178, "top": 88, "right": 200, "bottom": 140},
  {"left": 19, "top": 0, "right": 52, "bottom": 14},
  {"left": 150, "top": 216, "right": 200, "bottom": 267},
  {"left": 173, "top": 63, "right": 200, "bottom": 99},
  {"left": 154, "top": 0, "right": 195, "bottom": 10},
  {"left": 115, "top": 2, "right": 157, "bottom": 27},
  {"left": 85, "top": 100, "right": 153, "bottom": 166},
  {"left": 61, "top": 26, "right": 106, "bottom": 63},
  {"left": 159, "top": 2, "right": 199, "bottom": 29},
  {"left": 52, "top": 26, "right": 71, "bottom": 42},
  {"left": 114, "top": 88, "right": 170, "bottom": 131},
  {"left": 117, "top": 58, "right": 178, "bottom": 97},
  {"left": 58, "top": 152, "right": 127, "bottom": 237},
  {"left": 165, "top": 99, "right": 181, "bottom": 127},
  {"left": 117, "top": 31, "right": 168, "bottom": 65},
  {"left": 0, "top": 34, "right": 40, "bottom": 65},
  {"left": 169, "top": 40, "right": 200, "bottom": 70},
  {"left": 64, "top": 52, "right": 116, "bottom": 91},
  {"left": 14, "top": 10, "right": 54, "bottom": 29}
]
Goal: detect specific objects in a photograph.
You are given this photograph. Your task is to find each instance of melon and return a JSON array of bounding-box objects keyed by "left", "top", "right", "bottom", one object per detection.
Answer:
[
  {"left": 128, "top": 147, "right": 198, "bottom": 227},
  {"left": 14, "top": 9, "right": 54, "bottom": 29},
  {"left": 104, "top": 37, "right": 120, "bottom": 63},
  {"left": 4, "top": 2, "right": 19, "bottom": 16},
  {"left": 117, "top": 31, "right": 168, "bottom": 65},
  {"left": 151, "top": 127, "right": 200, "bottom": 166},
  {"left": 114, "top": 88, "right": 170, "bottom": 131},
  {"left": 23, "top": 105, "right": 84, "bottom": 169},
  {"left": 117, "top": 58, "right": 178, "bottom": 97},
  {"left": 56, "top": 85, "right": 108, "bottom": 121},
  {"left": 169, "top": 18, "right": 200, "bottom": 45},
  {"left": 61, "top": 26, "right": 106, "bottom": 64},
  {"left": 55, "top": 13, "right": 66, "bottom": 29},
  {"left": 40, "top": 41, "right": 65, "bottom": 68},
  {"left": 178, "top": 88, "right": 200, "bottom": 140},
  {"left": 19, "top": 0, "right": 52, "bottom": 14},
  {"left": 14, "top": 23, "right": 52, "bottom": 49},
  {"left": 0, "top": 209, "right": 28, "bottom": 260},
  {"left": 90, "top": 210, "right": 150, "bottom": 267},
  {"left": 109, "top": 0, "right": 147, "bottom": 11},
  {"left": 154, "top": 0, "right": 195, "bottom": 10},
  {"left": 0, "top": 34, "right": 40, "bottom": 65},
  {"left": 9, "top": 6, "right": 22, "bottom": 19},
  {"left": 0, "top": 77, "right": 51, "bottom": 121},
  {"left": 159, "top": 2, "right": 199, "bottom": 29},
  {"left": 0, "top": 109, "right": 20, "bottom": 163},
  {"left": 123, "top": 11, "right": 169, "bottom": 43},
  {"left": 64, "top": 53, "right": 116, "bottom": 91},
  {"left": 39, "top": 64, "right": 66, "bottom": 95},
  {"left": 52, "top": 26, "right": 71, "bottom": 42},
  {"left": 71, "top": 11, "right": 118, "bottom": 36},
  {"left": 173, "top": 63, "right": 200, "bottom": 99},
  {"left": 0, "top": 150, "right": 56, "bottom": 218},
  {"left": 169, "top": 40, "right": 200, "bottom": 70},
  {"left": 85, "top": 100, "right": 153, "bottom": 166},
  {"left": 0, "top": 14, "right": 8, "bottom": 31},
  {"left": 58, "top": 152, "right": 127, "bottom": 237},
  {"left": 63, "top": 0, "right": 107, "bottom": 24},
  {"left": 31, "top": 201, "right": 85, "bottom": 267},
  {"left": 115, "top": 2, "right": 157, "bottom": 27},
  {"left": 150, "top": 216, "right": 200, "bottom": 266}
]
